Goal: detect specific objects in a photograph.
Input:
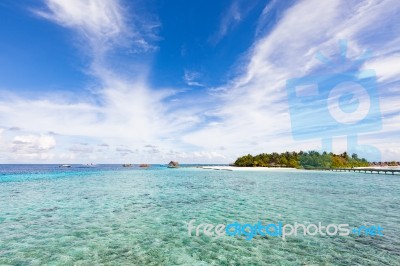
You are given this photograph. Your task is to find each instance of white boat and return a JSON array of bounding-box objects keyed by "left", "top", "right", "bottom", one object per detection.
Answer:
[{"left": 80, "top": 163, "right": 96, "bottom": 168}]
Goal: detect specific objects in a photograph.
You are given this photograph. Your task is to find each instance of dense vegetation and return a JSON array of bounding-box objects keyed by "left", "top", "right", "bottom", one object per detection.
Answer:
[{"left": 234, "top": 151, "right": 369, "bottom": 169}]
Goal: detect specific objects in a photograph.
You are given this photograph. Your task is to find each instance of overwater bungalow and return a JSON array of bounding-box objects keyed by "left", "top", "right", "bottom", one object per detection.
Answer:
[{"left": 168, "top": 161, "right": 179, "bottom": 168}]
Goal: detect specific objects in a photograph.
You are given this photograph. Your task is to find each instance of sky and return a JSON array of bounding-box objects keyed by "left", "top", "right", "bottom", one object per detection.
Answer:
[{"left": 0, "top": 0, "right": 399, "bottom": 164}]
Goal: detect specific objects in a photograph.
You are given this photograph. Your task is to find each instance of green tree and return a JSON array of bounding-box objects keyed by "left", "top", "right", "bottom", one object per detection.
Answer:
[{"left": 234, "top": 151, "right": 369, "bottom": 169}]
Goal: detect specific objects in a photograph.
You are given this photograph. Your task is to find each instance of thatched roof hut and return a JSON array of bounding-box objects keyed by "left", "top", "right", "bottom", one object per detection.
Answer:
[{"left": 168, "top": 161, "right": 179, "bottom": 168}]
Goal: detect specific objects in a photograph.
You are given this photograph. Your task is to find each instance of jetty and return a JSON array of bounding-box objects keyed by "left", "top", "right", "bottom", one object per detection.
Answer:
[{"left": 315, "top": 168, "right": 400, "bottom": 175}]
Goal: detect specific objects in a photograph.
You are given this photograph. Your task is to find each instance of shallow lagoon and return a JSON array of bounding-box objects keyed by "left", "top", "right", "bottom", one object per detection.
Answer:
[{"left": 0, "top": 165, "right": 399, "bottom": 265}]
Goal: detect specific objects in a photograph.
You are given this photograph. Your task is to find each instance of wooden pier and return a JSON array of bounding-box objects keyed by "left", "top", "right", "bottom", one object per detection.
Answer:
[{"left": 317, "top": 168, "right": 400, "bottom": 175}]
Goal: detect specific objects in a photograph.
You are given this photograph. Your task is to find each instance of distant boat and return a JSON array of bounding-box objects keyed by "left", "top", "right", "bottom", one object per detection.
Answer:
[
  {"left": 139, "top": 164, "right": 150, "bottom": 168},
  {"left": 167, "top": 161, "right": 179, "bottom": 168},
  {"left": 59, "top": 164, "right": 71, "bottom": 168},
  {"left": 122, "top": 164, "right": 133, "bottom": 167},
  {"left": 80, "top": 163, "right": 96, "bottom": 168}
]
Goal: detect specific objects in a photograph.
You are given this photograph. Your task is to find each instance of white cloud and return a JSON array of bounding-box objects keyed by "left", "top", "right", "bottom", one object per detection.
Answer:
[
  {"left": 69, "top": 143, "right": 94, "bottom": 153},
  {"left": 34, "top": 0, "right": 155, "bottom": 54},
  {"left": 0, "top": 0, "right": 200, "bottom": 162},
  {"left": 193, "top": 151, "right": 226, "bottom": 159},
  {"left": 58, "top": 152, "right": 76, "bottom": 161},
  {"left": 12, "top": 135, "right": 56, "bottom": 150},
  {"left": 1, "top": 0, "right": 399, "bottom": 163},
  {"left": 0, "top": 128, "right": 4, "bottom": 153},
  {"left": 209, "top": 0, "right": 241, "bottom": 44},
  {"left": 9, "top": 135, "right": 56, "bottom": 161},
  {"left": 183, "top": 70, "right": 204, "bottom": 87},
  {"left": 36, "top": 0, "right": 125, "bottom": 39},
  {"left": 364, "top": 54, "right": 400, "bottom": 82},
  {"left": 184, "top": 0, "right": 400, "bottom": 161},
  {"left": 255, "top": 0, "right": 281, "bottom": 37},
  {"left": 210, "top": 0, "right": 259, "bottom": 44},
  {"left": 185, "top": 0, "right": 343, "bottom": 149}
]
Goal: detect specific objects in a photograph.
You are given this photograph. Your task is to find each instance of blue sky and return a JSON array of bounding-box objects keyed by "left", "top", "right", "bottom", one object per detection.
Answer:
[{"left": 0, "top": 0, "right": 399, "bottom": 163}]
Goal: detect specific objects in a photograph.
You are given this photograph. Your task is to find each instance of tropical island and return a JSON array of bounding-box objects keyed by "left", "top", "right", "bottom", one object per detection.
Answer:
[{"left": 233, "top": 151, "right": 371, "bottom": 169}]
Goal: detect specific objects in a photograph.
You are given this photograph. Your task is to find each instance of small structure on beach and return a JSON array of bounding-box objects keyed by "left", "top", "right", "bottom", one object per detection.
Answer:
[{"left": 168, "top": 161, "right": 179, "bottom": 168}]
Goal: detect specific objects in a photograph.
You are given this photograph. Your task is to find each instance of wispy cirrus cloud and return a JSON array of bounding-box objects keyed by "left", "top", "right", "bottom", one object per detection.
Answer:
[
  {"left": 185, "top": 0, "right": 400, "bottom": 161},
  {"left": 209, "top": 0, "right": 260, "bottom": 45},
  {"left": 1, "top": 0, "right": 399, "bottom": 163},
  {"left": 364, "top": 55, "right": 400, "bottom": 82},
  {"left": 34, "top": 0, "right": 157, "bottom": 54},
  {"left": 35, "top": 1, "right": 126, "bottom": 40},
  {"left": 0, "top": 0, "right": 222, "bottom": 163},
  {"left": 183, "top": 70, "right": 204, "bottom": 87}
]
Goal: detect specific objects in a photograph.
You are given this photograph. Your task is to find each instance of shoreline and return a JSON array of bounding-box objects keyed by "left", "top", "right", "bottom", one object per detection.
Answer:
[
  {"left": 197, "top": 166, "right": 300, "bottom": 171},
  {"left": 197, "top": 165, "right": 400, "bottom": 171}
]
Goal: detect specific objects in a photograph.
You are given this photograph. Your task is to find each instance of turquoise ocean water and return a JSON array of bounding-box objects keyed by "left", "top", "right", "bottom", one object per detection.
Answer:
[{"left": 0, "top": 165, "right": 399, "bottom": 265}]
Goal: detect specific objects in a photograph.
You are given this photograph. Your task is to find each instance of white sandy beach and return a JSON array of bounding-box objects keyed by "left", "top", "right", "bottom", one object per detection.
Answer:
[
  {"left": 198, "top": 166, "right": 400, "bottom": 171},
  {"left": 198, "top": 166, "right": 300, "bottom": 171}
]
